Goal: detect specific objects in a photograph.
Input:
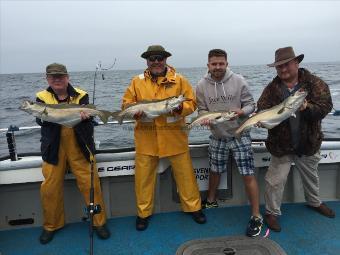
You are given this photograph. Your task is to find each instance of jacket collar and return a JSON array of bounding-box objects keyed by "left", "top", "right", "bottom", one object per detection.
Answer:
[
  {"left": 144, "top": 65, "right": 177, "bottom": 85},
  {"left": 46, "top": 83, "right": 79, "bottom": 98}
]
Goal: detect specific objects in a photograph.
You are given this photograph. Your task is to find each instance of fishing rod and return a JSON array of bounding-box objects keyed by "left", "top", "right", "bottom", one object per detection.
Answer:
[{"left": 92, "top": 59, "right": 116, "bottom": 105}]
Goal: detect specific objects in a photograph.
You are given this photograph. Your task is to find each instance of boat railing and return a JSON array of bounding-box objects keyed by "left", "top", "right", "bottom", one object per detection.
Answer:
[
  {"left": 1, "top": 112, "right": 340, "bottom": 162},
  {"left": 0, "top": 120, "right": 136, "bottom": 162}
]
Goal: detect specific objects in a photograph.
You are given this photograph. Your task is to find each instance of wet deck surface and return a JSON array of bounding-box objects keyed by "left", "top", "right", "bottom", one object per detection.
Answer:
[{"left": 1, "top": 201, "right": 339, "bottom": 255}]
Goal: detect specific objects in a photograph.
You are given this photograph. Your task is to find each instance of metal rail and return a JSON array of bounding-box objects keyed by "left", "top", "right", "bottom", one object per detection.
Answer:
[
  {"left": 0, "top": 120, "right": 135, "bottom": 133},
  {"left": 1, "top": 110, "right": 339, "bottom": 133}
]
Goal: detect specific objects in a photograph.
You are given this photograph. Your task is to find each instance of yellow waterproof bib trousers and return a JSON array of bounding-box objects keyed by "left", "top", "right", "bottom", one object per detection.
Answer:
[
  {"left": 135, "top": 151, "right": 201, "bottom": 218},
  {"left": 40, "top": 127, "right": 106, "bottom": 231}
]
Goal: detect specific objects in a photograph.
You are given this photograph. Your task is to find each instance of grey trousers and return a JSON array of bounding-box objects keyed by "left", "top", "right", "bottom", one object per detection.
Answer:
[{"left": 265, "top": 152, "right": 322, "bottom": 216}]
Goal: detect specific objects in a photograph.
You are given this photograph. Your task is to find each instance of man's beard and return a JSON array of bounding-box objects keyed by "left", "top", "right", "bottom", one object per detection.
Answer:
[{"left": 211, "top": 69, "right": 226, "bottom": 80}]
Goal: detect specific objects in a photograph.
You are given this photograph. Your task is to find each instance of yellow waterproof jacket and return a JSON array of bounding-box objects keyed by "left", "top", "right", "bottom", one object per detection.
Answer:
[
  {"left": 122, "top": 66, "right": 196, "bottom": 157},
  {"left": 36, "top": 85, "right": 95, "bottom": 165}
]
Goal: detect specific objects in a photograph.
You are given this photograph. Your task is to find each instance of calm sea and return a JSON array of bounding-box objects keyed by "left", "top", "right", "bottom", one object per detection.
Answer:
[{"left": 1, "top": 62, "right": 339, "bottom": 158}]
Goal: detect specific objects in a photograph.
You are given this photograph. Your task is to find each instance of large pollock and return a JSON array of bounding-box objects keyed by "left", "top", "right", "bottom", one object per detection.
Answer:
[
  {"left": 235, "top": 90, "right": 308, "bottom": 136},
  {"left": 20, "top": 100, "right": 112, "bottom": 127}
]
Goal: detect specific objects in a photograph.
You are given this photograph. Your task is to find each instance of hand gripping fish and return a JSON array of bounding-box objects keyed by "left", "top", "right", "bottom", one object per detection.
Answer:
[
  {"left": 114, "top": 95, "right": 191, "bottom": 124},
  {"left": 19, "top": 100, "right": 113, "bottom": 128},
  {"left": 235, "top": 90, "right": 307, "bottom": 136},
  {"left": 187, "top": 111, "right": 238, "bottom": 130}
]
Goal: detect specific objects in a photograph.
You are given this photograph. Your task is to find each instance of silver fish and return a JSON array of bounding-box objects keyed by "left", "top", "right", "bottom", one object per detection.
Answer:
[
  {"left": 235, "top": 90, "right": 308, "bottom": 136},
  {"left": 19, "top": 100, "right": 113, "bottom": 128},
  {"left": 115, "top": 95, "right": 190, "bottom": 124},
  {"left": 187, "top": 111, "right": 237, "bottom": 130}
]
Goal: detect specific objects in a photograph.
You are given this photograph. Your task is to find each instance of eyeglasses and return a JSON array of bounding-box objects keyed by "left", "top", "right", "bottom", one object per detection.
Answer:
[{"left": 148, "top": 55, "right": 165, "bottom": 62}]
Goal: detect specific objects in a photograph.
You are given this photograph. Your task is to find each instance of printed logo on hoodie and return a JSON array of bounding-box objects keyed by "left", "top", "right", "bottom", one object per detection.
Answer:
[{"left": 208, "top": 94, "right": 235, "bottom": 105}]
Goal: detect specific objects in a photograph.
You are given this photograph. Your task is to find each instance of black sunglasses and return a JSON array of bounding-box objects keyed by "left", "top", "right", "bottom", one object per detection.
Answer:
[{"left": 148, "top": 55, "right": 165, "bottom": 62}]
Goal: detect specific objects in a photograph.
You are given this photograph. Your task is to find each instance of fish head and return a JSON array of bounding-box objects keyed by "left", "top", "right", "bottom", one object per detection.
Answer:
[
  {"left": 221, "top": 111, "right": 237, "bottom": 120},
  {"left": 286, "top": 90, "right": 308, "bottom": 109},
  {"left": 166, "top": 95, "right": 191, "bottom": 110}
]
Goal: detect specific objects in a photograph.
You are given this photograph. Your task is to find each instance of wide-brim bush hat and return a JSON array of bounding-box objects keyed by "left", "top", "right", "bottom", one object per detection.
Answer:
[
  {"left": 268, "top": 46, "right": 304, "bottom": 67},
  {"left": 141, "top": 45, "right": 172, "bottom": 59}
]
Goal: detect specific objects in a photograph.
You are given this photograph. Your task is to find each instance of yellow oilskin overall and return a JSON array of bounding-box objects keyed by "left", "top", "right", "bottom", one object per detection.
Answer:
[
  {"left": 122, "top": 66, "right": 201, "bottom": 218},
  {"left": 37, "top": 88, "right": 106, "bottom": 231}
]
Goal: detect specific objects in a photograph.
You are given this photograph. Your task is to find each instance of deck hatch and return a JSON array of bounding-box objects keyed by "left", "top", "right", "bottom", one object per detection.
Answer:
[{"left": 176, "top": 235, "right": 287, "bottom": 255}]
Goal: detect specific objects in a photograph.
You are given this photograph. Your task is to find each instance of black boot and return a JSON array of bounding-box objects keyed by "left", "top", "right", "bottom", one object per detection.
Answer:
[
  {"left": 39, "top": 229, "right": 55, "bottom": 244},
  {"left": 136, "top": 216, "right": 149, "bottom": 231},
  {"left": 191, "top": 210, "right": 207, "bottom": 224},
  {"left": 95, "top": 224, "right": 111, "bottom": 239}
]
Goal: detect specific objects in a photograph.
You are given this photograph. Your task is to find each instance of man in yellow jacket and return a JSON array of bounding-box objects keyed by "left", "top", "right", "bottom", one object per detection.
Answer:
[
  {"left": 37, "top": 63, "right": 110, "bottom": 244},
  {"left": 122, "top": 45, "right": 206, "bottom": 230}
]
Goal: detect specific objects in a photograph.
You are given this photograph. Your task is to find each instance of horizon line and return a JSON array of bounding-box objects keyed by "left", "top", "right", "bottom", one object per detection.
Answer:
[{"left": 1, "top": 60, "right": 339, "bottom": 75}]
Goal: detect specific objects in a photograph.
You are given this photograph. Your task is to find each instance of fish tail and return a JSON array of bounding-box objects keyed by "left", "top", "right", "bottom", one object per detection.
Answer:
[
  {"left": 110, "top": 111, "right": 123, "bottom": 124},
  {"left": 98, "top": 110, "right": 112, "bottom": 124},
  {"left": 111, "top": 111, "right": 120, "bottom": 119},
  {"left": 117, "top": 115, "right": 124, "bottom": 125}
]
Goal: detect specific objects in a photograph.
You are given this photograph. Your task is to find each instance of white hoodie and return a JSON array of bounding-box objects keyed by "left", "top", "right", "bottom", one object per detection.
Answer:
[{"left": 196, "top": 68, "right": 255, "bottom": 138}]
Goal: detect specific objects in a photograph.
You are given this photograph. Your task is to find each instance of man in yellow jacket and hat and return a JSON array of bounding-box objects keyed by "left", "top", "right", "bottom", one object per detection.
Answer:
[
  {"left": 122, "top": 45, "right": 206, "bottom": 231},
  {"left": 36, "top": 63, "right": 110, "bottom": 244}
]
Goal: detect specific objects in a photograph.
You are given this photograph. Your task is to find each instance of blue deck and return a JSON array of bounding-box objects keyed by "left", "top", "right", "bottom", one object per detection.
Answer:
[{"left": 1, "top": 201, "right": 339, "bottom": 255}]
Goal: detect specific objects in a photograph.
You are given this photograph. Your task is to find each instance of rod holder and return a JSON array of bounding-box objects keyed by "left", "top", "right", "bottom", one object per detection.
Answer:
[{"left": 6, "top": 131, "right": 18, "bottom": 161}]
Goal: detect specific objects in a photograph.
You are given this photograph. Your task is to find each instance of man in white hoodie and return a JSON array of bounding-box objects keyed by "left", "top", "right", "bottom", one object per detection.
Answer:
[{"left": 196, "top": 49, "right": 263, "bottom": 237}]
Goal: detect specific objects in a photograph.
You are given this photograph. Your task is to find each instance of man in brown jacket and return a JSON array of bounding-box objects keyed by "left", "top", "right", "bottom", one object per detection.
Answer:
[{"left": 257, "top": 47, "right": 335, "bottom": 232}]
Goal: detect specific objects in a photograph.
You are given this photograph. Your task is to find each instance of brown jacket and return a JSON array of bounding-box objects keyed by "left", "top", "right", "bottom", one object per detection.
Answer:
[{"left": 257, "top": 68, "right": 333, "bottom": 157}]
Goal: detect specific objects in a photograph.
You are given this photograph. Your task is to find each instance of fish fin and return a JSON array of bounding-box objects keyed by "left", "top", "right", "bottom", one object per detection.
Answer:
[
  {"left": 116, "top": 115, "right": 124, "bottom": 125},
  {"left": 145, "top": 112, "right": 159, "bottom": 119},
  {"left": 260, "top": 120, "right": 280, "bottom": 129},
  {"left": 119, "top": 111, "right": 137, "bottom": 124},
  {"left": 42, "top": 107, "right": 48, "bottom": 116},
  {"left": 85, "top": 104, "right": 97, "bottom": 109},
  {"left": 97, "top": 110, "right": 112, "bottom": 124},
  {"left": 119, "top": 115, "right": 136, "bottom": 124},
  {"left": 111, "top": 110, "right": 121, "bottom": 118},
  {"left": 44, "top": 103, "right": 97, "bottom": 109},
  {"left": 277, "top": 107, "right": 285, "bottom": 114}
]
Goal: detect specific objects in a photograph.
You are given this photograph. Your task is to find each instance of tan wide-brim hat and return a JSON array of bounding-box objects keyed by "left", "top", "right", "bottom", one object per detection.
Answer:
[
  {"left": 267, "top": 46, "right": 304, "bottom": 67},
  {"left": 141, "top": 45, "right": 172, "bottom": 59}
]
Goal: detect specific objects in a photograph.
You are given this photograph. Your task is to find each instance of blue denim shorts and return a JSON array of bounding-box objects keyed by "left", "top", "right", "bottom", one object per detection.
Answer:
[{"left": 208, "top": 133, "right": 255, "bottom": 175}]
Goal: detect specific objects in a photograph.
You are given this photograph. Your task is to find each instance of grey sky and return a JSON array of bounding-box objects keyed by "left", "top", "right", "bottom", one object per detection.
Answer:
[{"left": 1, "top": 0, "right": 339, "bottom": 74}]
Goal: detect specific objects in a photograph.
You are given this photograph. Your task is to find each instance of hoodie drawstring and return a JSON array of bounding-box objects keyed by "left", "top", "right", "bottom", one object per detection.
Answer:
[
  {"left": 214, "top": 82, "right": 217, "bottom": 98},
  {"left": 221, "top": 82, "right": 227, "bottom": 98},
  {"left": 214, "top": 82, "right": 227, "bottom": 98}
]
